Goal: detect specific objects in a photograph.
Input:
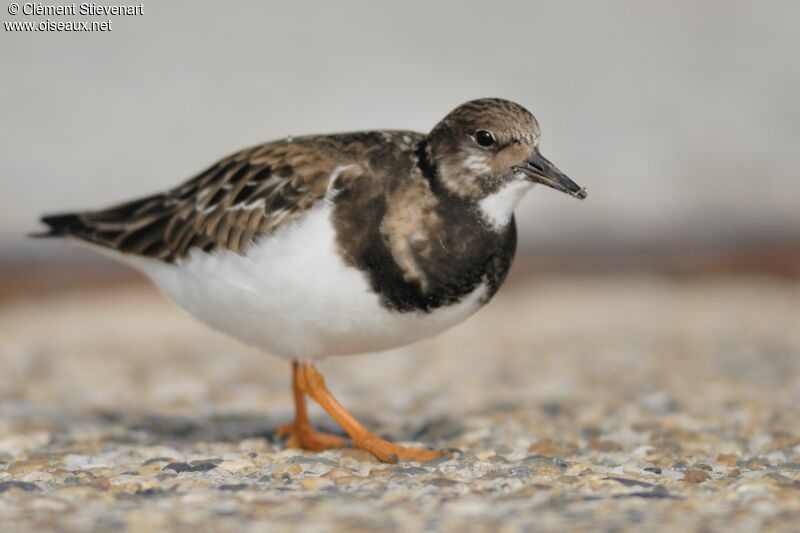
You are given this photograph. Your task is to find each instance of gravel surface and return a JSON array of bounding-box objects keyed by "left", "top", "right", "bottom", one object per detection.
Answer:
[{"left": 0, "top": 276, "right": 798, "bottom": 532}]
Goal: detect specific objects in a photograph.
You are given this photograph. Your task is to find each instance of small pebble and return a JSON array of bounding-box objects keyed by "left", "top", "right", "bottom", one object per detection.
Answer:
[{"left": 682, "top": 469, "right": 710, "bottom": 484}]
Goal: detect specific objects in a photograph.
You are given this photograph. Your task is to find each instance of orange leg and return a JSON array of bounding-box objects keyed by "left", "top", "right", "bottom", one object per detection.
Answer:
[
  {"left": 276, "top": 361, "right": 348, "bottom": 451},
  {"left": 296, "top": 362, "right": 442, "bottom": 464}
]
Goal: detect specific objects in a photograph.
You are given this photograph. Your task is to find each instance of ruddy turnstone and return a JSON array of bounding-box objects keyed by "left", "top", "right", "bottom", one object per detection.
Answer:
[{"left": 37, "top": 98, "right": 586, "bottom": 463}]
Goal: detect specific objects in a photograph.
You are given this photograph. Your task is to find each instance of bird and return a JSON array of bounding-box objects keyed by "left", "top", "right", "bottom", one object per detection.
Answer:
[{"left": 36, "top": 98, "right": 586, "bottom": 463}]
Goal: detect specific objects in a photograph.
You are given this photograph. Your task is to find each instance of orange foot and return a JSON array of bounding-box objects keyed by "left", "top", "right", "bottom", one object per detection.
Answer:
[
  {"left": 297, "top": 363, "right": 442, "bottom": 464},
  {"left": 354, "top": 435, "right": 442, "bottom": 463},
  {"left": 276, "top": 422, "right": 347, "bottom": 451}
]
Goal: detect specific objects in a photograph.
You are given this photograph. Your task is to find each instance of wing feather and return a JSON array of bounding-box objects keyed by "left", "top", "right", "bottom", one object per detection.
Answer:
[{"left": 39, "top": 138, "right": 359, "bottom": 262}]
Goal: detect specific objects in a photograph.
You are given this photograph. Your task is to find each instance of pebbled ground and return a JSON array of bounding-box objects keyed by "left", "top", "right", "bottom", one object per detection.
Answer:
[{"left": 0, "top": 275, "right": 799, "bottom": 532}]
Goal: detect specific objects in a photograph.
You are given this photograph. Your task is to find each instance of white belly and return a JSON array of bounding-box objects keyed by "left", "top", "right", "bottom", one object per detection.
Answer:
[{"left": 128, "top": 202, "right": 487, "bottom": 360}]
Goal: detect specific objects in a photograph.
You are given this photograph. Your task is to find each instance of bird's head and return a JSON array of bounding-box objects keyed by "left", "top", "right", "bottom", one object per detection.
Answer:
[{"left": 425, "top": 98, "right": 586, "bottom": 228}]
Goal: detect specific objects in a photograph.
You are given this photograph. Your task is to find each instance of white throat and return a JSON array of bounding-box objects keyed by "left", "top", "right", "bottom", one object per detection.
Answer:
[{"left": 477, "top": 180, "right": 533, "bottom": 230}]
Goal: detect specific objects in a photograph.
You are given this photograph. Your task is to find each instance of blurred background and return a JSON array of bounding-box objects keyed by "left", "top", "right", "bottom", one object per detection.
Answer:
[{"left": 1, "top": 0, "right": 798, "bottom": 295}]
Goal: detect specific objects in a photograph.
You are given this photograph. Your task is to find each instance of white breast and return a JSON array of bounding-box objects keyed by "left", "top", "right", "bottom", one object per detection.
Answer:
[{"left": 127, "top": 202, "right": 487, "bottom": 360}]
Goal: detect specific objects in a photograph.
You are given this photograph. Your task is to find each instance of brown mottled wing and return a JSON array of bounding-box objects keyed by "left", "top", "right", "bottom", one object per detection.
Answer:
[{"left": 39, "top": 139, "right": 352, "bottom": 262}]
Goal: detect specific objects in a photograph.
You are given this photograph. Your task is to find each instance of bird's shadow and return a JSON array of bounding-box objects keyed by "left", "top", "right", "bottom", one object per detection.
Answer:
[{"left": 45, "top": 409, "right": 467, "bottom": 448}]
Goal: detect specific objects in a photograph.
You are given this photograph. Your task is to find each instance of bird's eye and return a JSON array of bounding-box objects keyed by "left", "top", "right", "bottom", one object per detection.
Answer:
[{"left": 474, "top": 130, "right": 497, "bottom": 147}]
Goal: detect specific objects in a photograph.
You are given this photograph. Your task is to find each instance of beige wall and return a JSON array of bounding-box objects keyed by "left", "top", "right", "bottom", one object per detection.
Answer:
[{"left": 2, "top": 0, "right": 798, "bottom": 256}]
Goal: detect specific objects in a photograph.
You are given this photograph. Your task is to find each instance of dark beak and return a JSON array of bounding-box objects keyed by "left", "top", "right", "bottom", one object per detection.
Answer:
[{"left": 517, "top": 151, "right": 587, "bottom": 200}]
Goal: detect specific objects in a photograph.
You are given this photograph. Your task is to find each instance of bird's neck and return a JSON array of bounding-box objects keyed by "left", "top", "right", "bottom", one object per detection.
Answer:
[
  {"left": 414, "top": 139, "right": 446, "bottom": 196},
  {"left": 476, "top": 180, "right": 533, "bottom": 231},
  {"left": 415, "top": 138, "right": 529, "bottom": 232}
]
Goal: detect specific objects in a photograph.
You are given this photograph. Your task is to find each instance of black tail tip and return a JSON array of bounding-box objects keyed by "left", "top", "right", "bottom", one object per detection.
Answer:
[{"left": 32, "top": 213, "right": 83, "bottom": 238}]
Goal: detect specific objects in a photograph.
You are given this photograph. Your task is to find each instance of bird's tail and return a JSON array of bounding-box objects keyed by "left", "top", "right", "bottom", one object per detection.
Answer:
[
  {"left": 32, "top": 212, "right": 89, "bottom": 238},
  {"left": 32, "top": 192, "right": 169, "bottom": 255}
]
